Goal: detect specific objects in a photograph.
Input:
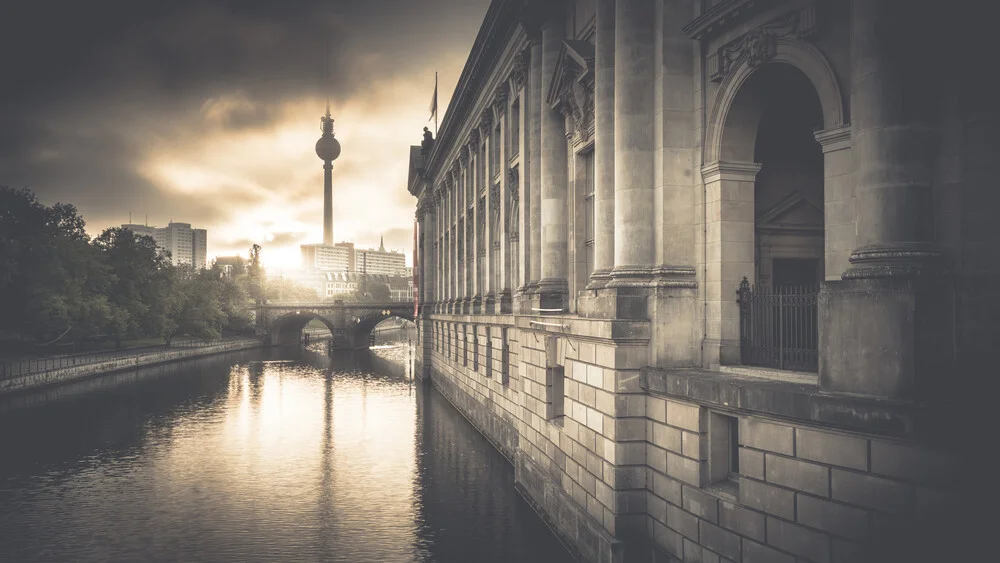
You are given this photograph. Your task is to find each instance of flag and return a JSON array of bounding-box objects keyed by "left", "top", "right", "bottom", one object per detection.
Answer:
[{"left": 428, "top": 72, "right": 438, "bottom": 122}]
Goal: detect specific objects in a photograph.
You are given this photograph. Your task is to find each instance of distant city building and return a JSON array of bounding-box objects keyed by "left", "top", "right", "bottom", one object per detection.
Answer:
[
  {"left": 213, "top": 255, "right": 247, "bottom": 277},
  {"left": 301, "top": 243, "right": 352, "bottom": 272},
  {"left": 299, "top": 237, "right": 408, "bottom": 277},
  {"left": 122, "top": 222, "right": 207, "bottom": 268},
  {"left": 355, "top": 237, "right": 407, "bottom": 276}
]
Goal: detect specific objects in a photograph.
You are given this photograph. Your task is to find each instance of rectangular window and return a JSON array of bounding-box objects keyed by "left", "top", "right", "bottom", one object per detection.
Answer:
[
  {"left": 491, "top": 123, "right": 501, "bottom": 179},
  {"left": 548, "top": 366, "right": 565, "bottom": 420},
  {"left": 463, "top": 326, "right": 468, "bottom": 367},
  {"left": 485, "top": 326, "right": 492, "bottom": 379},
  {"left": 582, "top": 150, "right": 596, "bottom": 278},
  {"left": 709, "top": 412, "right": 740, "bottom": 494},
  {"left": 473, "top": 328, "right": 479, "bottom": 372},
  {"left": 510, "top": 102, "right": 520, "bottom": 157},
  {"left": 500, "top": 327, "right": 510, "bottom": 385}
]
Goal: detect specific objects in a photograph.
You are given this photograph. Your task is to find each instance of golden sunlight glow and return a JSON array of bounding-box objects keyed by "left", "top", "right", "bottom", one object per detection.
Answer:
[
  {"left": 158, "top": 361, "right": 418, "bottom": 530},
  {"left": 135, "top": 59, "right": 467, "bottom": 270}
]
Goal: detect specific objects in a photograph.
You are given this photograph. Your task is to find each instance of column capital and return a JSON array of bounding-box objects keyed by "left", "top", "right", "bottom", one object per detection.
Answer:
[
  {"left": 813, "top": 124, "right": 851, "bottom": 153},
  {"left": 700, "top": 160, "right": 762, "bottom": 183}
]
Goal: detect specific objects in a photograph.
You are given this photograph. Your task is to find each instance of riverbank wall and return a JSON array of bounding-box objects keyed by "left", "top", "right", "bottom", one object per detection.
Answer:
[{"left": 0, "top": 339, "right": 268, "bottom": 395}]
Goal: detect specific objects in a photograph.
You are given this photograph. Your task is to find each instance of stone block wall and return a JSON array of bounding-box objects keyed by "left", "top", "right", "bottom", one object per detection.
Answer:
[
  {"left": 641, "top": 397, "right": 962, "bottom": 563},
  {"left": 427, "top": 315, "right": 654, "bottom": 563},
  {"left": 428, "top": 317, "right": 521, "bottom": 461}
]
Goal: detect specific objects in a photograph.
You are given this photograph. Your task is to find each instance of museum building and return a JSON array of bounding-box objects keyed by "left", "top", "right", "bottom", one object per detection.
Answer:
[{"left": 407, "top": 1, "right": 988, "bottom": 561}]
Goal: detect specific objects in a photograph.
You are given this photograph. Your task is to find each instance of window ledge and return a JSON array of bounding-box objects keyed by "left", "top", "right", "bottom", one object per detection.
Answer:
[
  {"left": 641, "top": 366, "right": 924, "bottom": 439},
  {"left": 718, "top": 364, "right": 818, "bottom": 386},
  {"left": 703, "top": 480, "right": 739, "bottom": 503}
]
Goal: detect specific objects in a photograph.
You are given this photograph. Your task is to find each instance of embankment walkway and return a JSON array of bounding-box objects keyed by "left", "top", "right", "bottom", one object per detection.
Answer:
[{"left": 0, "top": 337, "right": 267, "bottom": 395}]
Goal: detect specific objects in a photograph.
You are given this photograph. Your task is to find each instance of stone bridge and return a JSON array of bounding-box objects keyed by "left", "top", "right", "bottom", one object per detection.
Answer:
[{"left": 255, "top": 301, "right": 415, "bottom": 349}]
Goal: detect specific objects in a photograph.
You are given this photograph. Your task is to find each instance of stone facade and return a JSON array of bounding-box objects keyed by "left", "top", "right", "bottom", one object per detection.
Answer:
[{"left": 408, "top": 1, "right": 984, "bottom": 562}]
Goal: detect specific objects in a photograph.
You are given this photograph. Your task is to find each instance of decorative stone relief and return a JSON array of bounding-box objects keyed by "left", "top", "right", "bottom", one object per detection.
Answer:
[
  {"left": 493, "top": 82, "right": 509, "bottom": 118},
  {"left": 506, "top": 167, "right": 519, "bottom": 203},
  {"left": 490, "top": 182, "right": 500, "bottom": 213},
  {"left": 478, "top": 108, "right": 493, "bottom": 138},
  {"left": 467, "top": 129, "right": 480, "bottom": 154},
  {"left": 708, "top": 5, "right": 819, "bottom": 83},
  {"left": 546, "top": 40, "right": 595, "bottom": 145},
  {"left": 508, "top": 50, "right": 529, "bottom": 92}
]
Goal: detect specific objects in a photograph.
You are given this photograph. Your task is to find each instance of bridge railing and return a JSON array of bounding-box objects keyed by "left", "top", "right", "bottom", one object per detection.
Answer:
[
  {"left": 0, "top": 336, "right": 266, "bottom": 381},
  {"left": 258, "top": 300, "right": 414, "bottom": 307}
]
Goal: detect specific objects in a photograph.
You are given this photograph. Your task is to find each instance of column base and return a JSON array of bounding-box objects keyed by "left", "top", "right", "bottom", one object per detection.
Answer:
[
  {"left": 482, "top": 293, "right": 495, "bottom": 315},
  {"left": 576, "top": 285, "right": 649, "bottom": 319},
  {"left": 585, "top": 269, "right": 613, "bottom": 290},
  {"left": 535, "top": 278, "right": 569, "bottom": 313},
  {"left": 843, "top": 243, "right": 946, "bottom": 280},
  {"left": 498, "top": 290, "right": 512, "bottom": 314},
  {"left": 819, "top": 276, "right": 954, "bottom": 401},
  {"left": 515, "top": 281, "right": 540, "bottom": 314}
]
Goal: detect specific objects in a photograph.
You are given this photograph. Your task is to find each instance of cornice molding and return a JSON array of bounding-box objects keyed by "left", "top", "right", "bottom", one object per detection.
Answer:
[{"left": 683, "top": 0, "right": 773, "bottom": 41}]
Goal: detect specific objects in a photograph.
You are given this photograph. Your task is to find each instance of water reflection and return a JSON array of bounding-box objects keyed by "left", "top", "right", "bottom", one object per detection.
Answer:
[{"left": 0, "top": 346, "right": 572, "bottom": 563}]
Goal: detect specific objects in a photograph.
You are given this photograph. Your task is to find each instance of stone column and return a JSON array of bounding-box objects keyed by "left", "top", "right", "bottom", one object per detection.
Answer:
[
  {"left": 845, "top": 0, "right": 940, "bottom": 278},
  {"left": 468, "top": 147, "right": 482, "bottom": 313},
  {"left": 526, "top": 32, "right": 543, "bottom": 293},
  {"left": 516, "top": 56, "right": 531, "bottom": 293},
  {"left": 609, "top": 0, "right": 656, "bottom": 285},
  {"left": 422, "top": 202, "right": 435, "bottom": 305},
  {"left": 819, "top": 0, "right": 949, "bottom": 401},
  {"left": 537, "top": 17, "right": 569, "bottom": 309},
  {"left": 588, "top": 0, "right": 615, "bottom": 288}
]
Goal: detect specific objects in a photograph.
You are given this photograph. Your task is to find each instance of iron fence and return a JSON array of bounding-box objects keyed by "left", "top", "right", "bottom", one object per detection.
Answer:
[
  {"left": 737, "top": 277, "right": 819, "bottom": 372},
  {"left": 0, "top": 336, "right": 265, "bottom": 381}
]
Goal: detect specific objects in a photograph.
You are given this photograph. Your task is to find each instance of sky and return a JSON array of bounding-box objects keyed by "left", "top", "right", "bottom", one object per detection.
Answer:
[{"left": 0, "top": 0, "right": 491, "bottom": 270}]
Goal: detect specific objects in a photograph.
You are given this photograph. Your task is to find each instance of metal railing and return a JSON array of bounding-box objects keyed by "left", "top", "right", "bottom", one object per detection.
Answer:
[
  {"left": 737, "top": 277, "right": 819, "bottom": 372},
  {"left": 0, "top": 336, "right": 265, "bottom": 380}
]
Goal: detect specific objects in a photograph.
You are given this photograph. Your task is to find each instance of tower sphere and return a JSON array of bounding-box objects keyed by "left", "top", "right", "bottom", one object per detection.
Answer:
[{"left": 316, "top": 136, "right": 341, "bottom": 162}]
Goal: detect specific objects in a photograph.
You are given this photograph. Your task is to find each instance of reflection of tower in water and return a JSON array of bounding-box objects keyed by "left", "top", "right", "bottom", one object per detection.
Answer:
[{"left": 318, "top": 371, "right": 335, "bottom": 552}]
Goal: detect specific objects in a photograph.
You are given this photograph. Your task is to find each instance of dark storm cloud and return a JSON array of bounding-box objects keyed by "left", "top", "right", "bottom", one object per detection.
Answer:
[{"left": 0, "top": 0, "right": 490, "bottom": 239}]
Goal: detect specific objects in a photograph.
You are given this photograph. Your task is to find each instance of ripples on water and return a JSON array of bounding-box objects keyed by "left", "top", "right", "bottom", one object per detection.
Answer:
[{"left": 0, "top": 343, "right": 574, "bottom": 563}]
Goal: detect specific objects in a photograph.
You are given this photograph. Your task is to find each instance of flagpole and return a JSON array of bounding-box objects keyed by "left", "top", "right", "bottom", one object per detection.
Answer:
[{"left": 434, "top": 72, "right": 438, "bottom": 137}]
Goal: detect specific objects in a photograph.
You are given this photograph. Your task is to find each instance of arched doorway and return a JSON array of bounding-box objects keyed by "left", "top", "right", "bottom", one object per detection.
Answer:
[
  {"left": 705, "top": 53, "right": 838, "bottom": 371},
  {"left": 749, "top": 64, "right": 825, "bottom": 287}
]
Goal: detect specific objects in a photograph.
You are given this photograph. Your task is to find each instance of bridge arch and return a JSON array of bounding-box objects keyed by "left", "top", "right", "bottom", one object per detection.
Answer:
[
  {"left": 269, "top": 311, "right": 337, "bottom": 346},
  {"left": 350, "top": 310, "right": 416, "bottom": 348}
]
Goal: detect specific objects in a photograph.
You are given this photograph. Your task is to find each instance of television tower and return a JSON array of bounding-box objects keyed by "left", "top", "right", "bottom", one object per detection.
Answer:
[{"left": 315, "top": 39, "right": 341, "bottom": 246}]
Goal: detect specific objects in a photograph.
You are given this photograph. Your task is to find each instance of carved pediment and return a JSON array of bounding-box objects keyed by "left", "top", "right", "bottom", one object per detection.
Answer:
[
  {"left": 546, "top": 39, "right": 595, "bottom": 143},
  {"left": 757, "top": 191, "right": 824, "bottom": 233}
]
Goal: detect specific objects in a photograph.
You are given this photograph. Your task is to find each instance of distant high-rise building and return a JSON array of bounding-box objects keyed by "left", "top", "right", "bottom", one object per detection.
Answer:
[
  {"left": 355, "top": 236, "right": 407, "bottom": 276},
  {"left": 301, "top": 243, "right": 352, "bottom": 272},
  {"left": 122, "top": 221, "right": 208, "bottom": 268},
  {"left": 299, "top": 238, "right": 407, "bottom": 276}
]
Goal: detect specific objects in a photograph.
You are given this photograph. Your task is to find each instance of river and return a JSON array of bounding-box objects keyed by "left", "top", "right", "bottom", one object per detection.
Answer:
[{"left": 0, "top": 338, "right": 574, "bottom": 563}]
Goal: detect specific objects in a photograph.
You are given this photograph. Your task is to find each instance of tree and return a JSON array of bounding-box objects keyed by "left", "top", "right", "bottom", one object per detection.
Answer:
[
  {"left": 264, "top": 277, "right": 318, "bottom": 302},
  {"left": 0, "top": 186, "right": 114, "bottom": 344},
  {"left": 214, "top": 263, "right": 253, "bottom": 333},
  {"left": 173, "top": 265, "right": 227, "bottom": 341},
  {"left": 368, "top": 281, "right": 391, "bottom": 302},
  {"left": 93, "top": 226, "right": 169, "bottom": 347},
  {"left": 247, "top": 244, "right": 263, "bottom": 304}
]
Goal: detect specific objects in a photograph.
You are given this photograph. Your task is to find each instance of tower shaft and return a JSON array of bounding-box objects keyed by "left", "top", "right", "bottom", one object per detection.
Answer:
[{"left": 323, "top": 162, "right": 333, "bottom": 245}]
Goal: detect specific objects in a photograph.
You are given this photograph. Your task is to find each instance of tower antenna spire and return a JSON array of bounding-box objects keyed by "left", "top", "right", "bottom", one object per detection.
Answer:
[{"left": 325, "top": 37, "right": 331, "bottom": 117}]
